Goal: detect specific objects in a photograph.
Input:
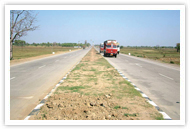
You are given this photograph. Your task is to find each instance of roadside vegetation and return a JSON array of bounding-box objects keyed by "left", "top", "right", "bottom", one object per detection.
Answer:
[
  {"left": 120, "top": 46, "right": 180, "bottom": 65},
  {"left": 11, "top": 40, "right": 90, "bottom": 60},
  {"left": 30, "top": 47, "right": 164, "bottom": 120},
  {"left": 12, "top": 45, "right": 78, "bottom": 59}
]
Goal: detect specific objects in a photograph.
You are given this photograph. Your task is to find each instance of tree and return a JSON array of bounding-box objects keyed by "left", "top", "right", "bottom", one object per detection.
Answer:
[
  {"left": 176, "top": 43, "right": 180, "bottom": 52},
  {"left": 14, "top": 40, "right": 26, "bottom": 46},
  {"left": 10, "top": 10, "right": 38, "bottom": 59}
]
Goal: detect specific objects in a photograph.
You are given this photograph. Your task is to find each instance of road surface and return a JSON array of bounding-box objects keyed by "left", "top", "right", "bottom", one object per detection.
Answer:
[
  {"left": 10, "top": 47, "right": 91, "bottom": 120},
  {"left": 95, "top": 47, "right": 180, "bottom": 120}
]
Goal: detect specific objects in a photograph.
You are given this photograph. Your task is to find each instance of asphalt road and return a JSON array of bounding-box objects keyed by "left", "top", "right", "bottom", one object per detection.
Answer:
[
  {"left": 95, "top": 47, "right": 180, "bottom": 120},
  {"left": 10, "top": 47, "right": 91, "bottom": 120}
]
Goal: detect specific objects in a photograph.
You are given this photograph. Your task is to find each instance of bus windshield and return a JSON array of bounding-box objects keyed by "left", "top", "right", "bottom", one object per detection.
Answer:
[
  {"left": 106, "top": 45, "right": 111, "bottom": 48},
  {"left": 113, "top": 45, "right": 117, "bottom": 48}
]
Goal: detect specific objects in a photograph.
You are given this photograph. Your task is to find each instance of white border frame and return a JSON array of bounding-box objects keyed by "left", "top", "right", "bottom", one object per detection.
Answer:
[{"left": 5, "top": 5, "right": 185, "bottom": 125}]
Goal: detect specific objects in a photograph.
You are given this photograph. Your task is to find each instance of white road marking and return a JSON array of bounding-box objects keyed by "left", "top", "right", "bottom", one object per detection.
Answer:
[
  {"left": 24, "top": 116, "right": 31, "bottom": 120},
  {"left": 34, "top": 104, "right": 44, "bottom": 110},
  {"left": 135, "top": 63, "right": 142, "bottom": 67},
  {"left": 19, "top": 96, "right": 33, "bottom": 99},
  {"left": 55, "top": 60, "right": 59, "bottom": 62},
  {"left": 159, "top": 112, "right": 172, "bottom": 120},
  {"left": 10, "top": 77, "right": 15, "bottom": 80},
  {"left": 159, "top": 73, "right": 174, "bottom": 80},
  {"left": 38, "top": 65, "right": 46, "bottom": 69}
]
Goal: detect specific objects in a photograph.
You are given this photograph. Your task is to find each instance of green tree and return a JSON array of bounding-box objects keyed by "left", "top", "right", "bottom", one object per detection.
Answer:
[
  {"left": 176, "top": 43, "right": 180, "bottom": 52},
  {"left": 14, "top": 40, "right": 26, "bottom": 46}
]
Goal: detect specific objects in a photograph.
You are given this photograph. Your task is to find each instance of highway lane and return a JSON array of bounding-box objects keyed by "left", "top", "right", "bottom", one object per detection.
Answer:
[
  {"left": 95, "top": 47, "right": 180, "bottom": 120},
  {"left": 10, "top": 47, "right": 91, "bottom": 120}
]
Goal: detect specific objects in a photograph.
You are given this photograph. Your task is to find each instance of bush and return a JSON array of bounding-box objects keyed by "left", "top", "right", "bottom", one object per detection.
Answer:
[{"left": 170, "top": 61, "right": 174, "bottom": 64}]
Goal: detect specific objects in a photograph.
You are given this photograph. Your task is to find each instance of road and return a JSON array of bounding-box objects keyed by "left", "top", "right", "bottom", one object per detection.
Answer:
[
  {"left": 95, "top": 47, "right": 180, "bottom": 120},
  {"left": 10, "top": 47, "right": 91, "bottom": 120}
]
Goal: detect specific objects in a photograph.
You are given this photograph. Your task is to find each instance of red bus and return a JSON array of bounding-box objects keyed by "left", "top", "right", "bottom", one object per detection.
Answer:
[{"left": 104, "top": 40, "right": 117, "bottom": 58}]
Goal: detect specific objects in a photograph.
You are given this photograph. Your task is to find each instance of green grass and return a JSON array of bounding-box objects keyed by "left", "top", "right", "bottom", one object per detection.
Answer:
[
  {"left": 124, "top": 113, "right": 138, "bottom": 117},
  {"left": 57, "top": 86, "right": 90, "bottom": 93},
  {"left": 72, "top": 63, "right": 85, "bottom": 71},
  {"left": 114, "top": 106, "right": 121, "bottom": 109},
  {"left": 155, "top": 117, "right": 164, "bottom": 120}
]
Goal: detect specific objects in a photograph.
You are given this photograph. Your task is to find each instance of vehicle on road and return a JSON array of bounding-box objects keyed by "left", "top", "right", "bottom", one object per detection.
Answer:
[
  {"left": 100, "top": 43, "right": 104, "bottom": 53},
  {"left": 103, "top": 40, "right": 117, "bottom": 58},
  {"left": 116, "top": 42, "right": 120, "bottom": 54}
]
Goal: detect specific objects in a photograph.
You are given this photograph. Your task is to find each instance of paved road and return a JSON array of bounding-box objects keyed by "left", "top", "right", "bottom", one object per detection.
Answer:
[
  {"left": 10, "top": 47, "right": 91, "bottom": 120},
  {"left": 95, "top": 47, "right": 180, "bottom": 120}
]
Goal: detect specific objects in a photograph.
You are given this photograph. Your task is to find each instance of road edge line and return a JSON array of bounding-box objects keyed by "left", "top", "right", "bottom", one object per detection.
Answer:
[
  {"left": 24, "top": 48, "right": 92, "bottom": 120},
  {"left": 95, "top": 47, "right": 172, "bottom": 120}
]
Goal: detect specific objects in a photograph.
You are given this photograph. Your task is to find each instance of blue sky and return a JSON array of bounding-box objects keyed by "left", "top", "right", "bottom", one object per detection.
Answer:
[{"left": 22, "top": 10, "right": 180, "bottom": 46}]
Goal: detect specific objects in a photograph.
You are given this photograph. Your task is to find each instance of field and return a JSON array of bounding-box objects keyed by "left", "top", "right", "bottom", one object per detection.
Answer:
[
  {"left": 12, "top": 46, "right": 79, "bottom": 59},
  {"left": 30, "top": 47, "right": 163, "bottom": 120},
  {"left": 120, "top": 47, "right": 180, "bottom": 65}
]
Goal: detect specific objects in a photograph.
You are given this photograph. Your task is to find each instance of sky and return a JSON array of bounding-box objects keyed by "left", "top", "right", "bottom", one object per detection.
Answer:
[{"left": 21, "top": 10, "right": 180, "bottom": 47}]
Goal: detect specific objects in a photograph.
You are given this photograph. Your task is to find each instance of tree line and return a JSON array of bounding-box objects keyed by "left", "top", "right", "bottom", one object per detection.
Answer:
[
  {"left": 13, "top": 40, "right": 91, "bottom": 47},
  {"left": 121, "top": 43, "right": 180, "bottom": 52}
]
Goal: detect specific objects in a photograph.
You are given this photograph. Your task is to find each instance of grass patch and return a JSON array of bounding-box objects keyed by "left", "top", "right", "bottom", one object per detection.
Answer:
[
  {"left": 155, "top": 117, "right": 164, "bottom": 120},
  {"left": 12, "top": 46, "right": 78, "bottom": 59},
  {"left": 57, "top": 86, "right": 89, "bottom": 93},
  {"left": 124, "top": 113, "right": 138, "bottom": 117},
  {"left": 120, "top": 47, "right": 180, "bottom": 65},
  {"left": 118, "top": 80, "right": 142, "bottom": 97},
  {"left": 72, "top": 63, "right": 85, "bottom": 71},
  {"left": 114, "top": 106, "right": 121, "bottom": 109}
]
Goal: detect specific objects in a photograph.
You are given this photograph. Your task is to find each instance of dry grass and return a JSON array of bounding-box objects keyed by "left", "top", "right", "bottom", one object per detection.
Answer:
[
  {"left": 12, "top": 46, "right": 78, "bottom": 59},
  {"left": 120, "top": 47, "right": 180, "bottom": 65}
]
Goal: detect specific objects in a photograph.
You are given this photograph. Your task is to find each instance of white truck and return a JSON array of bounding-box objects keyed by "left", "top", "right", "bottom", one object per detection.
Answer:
[{"left": 116, "top": 42, "right": 120, "bottom": 54}]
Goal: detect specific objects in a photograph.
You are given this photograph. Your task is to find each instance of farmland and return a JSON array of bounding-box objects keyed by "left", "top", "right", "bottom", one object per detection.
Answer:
[
  {"left": 120, "top": 47, "right": 180, "bottom": 65},
  {"left": 12, "top": 45, "right": 79, "bottom": 60}
]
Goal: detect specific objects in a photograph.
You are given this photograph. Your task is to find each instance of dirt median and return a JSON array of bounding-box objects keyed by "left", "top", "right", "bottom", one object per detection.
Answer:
[{"left": 29, "top": 47, "right": 163, "bottom": 120}]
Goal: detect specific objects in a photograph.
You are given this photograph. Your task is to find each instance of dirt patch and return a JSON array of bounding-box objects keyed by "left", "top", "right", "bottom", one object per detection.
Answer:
[{"left": 30, "top": 47, "right": 163, "bottom": 120}]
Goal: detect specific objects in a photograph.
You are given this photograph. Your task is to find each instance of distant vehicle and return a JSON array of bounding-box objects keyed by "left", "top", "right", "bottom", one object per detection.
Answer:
[
  {"left": 100, "top": 43, "right": 104, "bottom": 53},
  {"left": 83, "top": 45, "right": 85, "bottom": 49},
  {"left": 116, "top": 42, "right": 120, "bottom": 54},
  {"left": 103, "top": 40, "right": 118, "bottom": 58}
]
